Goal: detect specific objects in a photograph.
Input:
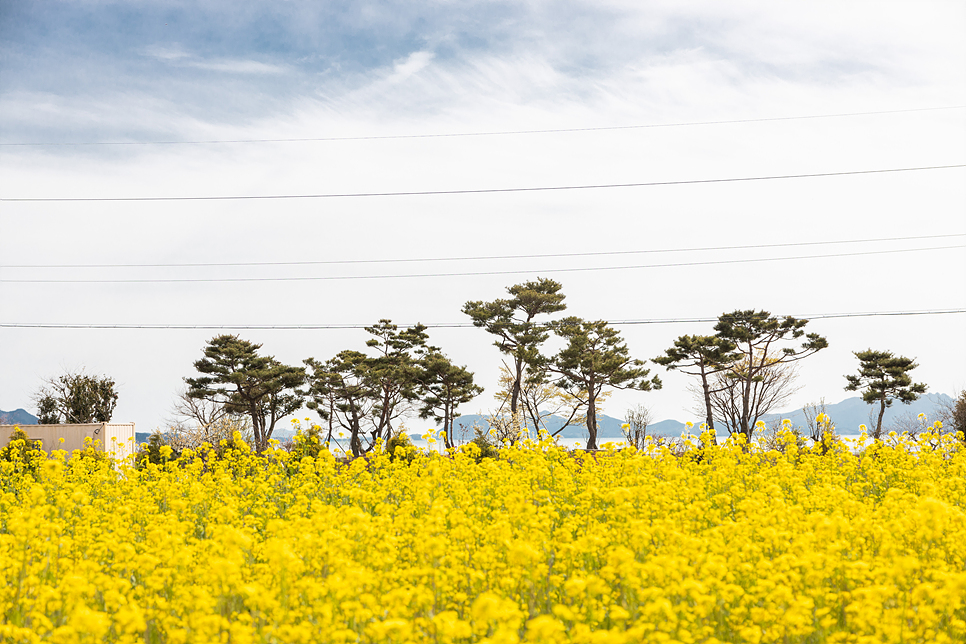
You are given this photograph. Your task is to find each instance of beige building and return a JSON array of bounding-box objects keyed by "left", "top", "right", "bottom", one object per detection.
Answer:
[{"left": 0, "top": 423, "right": 136, "bottom": 461}]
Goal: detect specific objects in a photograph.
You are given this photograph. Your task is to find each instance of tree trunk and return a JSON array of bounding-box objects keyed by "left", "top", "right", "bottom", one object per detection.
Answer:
[
  {"left": 350, "top": 414, "right": 363, "bottom": 457},
  {"left": 378, "top": 386, "right": 392, "bottom": 441},
  {"left": 510, "top": 359, "right": 523, "bottom": 415},
  {"left": 443, "top": 401, "right": 453, "bottom": 449},
  {"left": 325, "top": 397, "right": 334, "bottom": 444},
  {"left": 249, "top": 401, "right": 264, "bottom": 453},
  {"left": 875, "top": 400, "right": 887, "bottom": 439},
  {"left": 586, "top": 378, "right": 598, "bottom": 450},
  {"left": 699, "top": 368, "right": 717, "bottom": 445},
  {"left": 739, "top": 342, "right": 753, "bottom": 439}
]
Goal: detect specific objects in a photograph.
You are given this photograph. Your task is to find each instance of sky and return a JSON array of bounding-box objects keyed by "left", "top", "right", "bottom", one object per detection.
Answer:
[{"left": 1, "top": 1, "right": 964, "bottom": 433}]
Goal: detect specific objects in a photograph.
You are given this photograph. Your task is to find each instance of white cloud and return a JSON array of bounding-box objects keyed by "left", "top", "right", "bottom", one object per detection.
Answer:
[
  {"left": 389, "top": 51, "right": 436, "bottom": 81},
  {"left": 144, "top": 45, "right": 286, "bottom": 74},
  {"left": 188, "top": 59, "right": 288, "bottom": 75},
  {"left": 2, "top": 1, "right": 964, "bottom": 429},
  {"left": 143, "top": 45, "right": 191, "bottom": 61}
]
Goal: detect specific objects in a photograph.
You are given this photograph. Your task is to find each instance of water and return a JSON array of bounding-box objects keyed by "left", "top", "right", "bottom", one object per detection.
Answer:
[{"left": 326, "top": 432, "right": 881, "bottom": 457}]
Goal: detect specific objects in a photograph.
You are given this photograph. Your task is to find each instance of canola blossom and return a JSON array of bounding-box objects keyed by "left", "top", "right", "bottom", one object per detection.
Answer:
[{"left": 1, "top": 429, "right": 965, "bottom": 643}]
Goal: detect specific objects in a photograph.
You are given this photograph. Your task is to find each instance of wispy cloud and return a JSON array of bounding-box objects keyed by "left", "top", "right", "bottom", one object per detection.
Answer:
[
  {"left": 187, "top": 58, "right": 287, "bottom": 75},
  {"left": 145, "top": 46, "right": 286, "bottom": 75},
  {"left": 144, "top": 46, "right": 191, "bottom": 61},
  {"left": 389, "top": 51, "right": 435, "bottom": 82},
  {"left": 3, "top": 1, "right": 963, "bottom": 146}
]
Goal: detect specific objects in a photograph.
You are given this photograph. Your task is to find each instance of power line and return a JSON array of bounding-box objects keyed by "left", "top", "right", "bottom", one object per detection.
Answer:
[
  {"left": 3, "top": 244, "right": 963, "bottom": 284},
  {"left": 4, "top": 233, "right": 962, "bottom": 270},
  {"left": 2, "top": 309, "right": 963, "bottom": 330},
  {"left": 3, "top": 105, "right": 963, "bottom": 147},
  {"left": 3, "top": 164, "right": 963, "bottom": 203}
]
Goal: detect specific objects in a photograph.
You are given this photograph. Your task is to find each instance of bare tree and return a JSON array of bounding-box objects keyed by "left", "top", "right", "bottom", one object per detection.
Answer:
[
  {"left": 886, "top": 410, "right": 930, "bottom": 438},
  {"left": 801, "top": 398, "right": 831, "bottom": 443},
  {"left": 167, "top": 387, "right": 253, "bottom": 450},
  {"left": 714, "top": 310, "right": 826, "bottom": 439},
  {"left": 165, "top": 416, "right": 254, "bottom": 452},
  {"left": 492, "top": 363, "right": 589, "bottom": 439},
  {"left": 170, "top": 386, "right": 234, "bottom": 428},
  {"left": 706, "top": 357, "right": 801, "bottom": 439},
  {"left": 622, "top": 404, "right": 652, "bottom": 449},
  {"left": 934, "top": 391, "right": 965, "bottom": 439}
]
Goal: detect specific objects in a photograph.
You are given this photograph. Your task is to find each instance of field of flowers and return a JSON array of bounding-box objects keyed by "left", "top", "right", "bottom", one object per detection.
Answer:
[{"left": 1, "top": 427, "right": 965, "bottom": 644}]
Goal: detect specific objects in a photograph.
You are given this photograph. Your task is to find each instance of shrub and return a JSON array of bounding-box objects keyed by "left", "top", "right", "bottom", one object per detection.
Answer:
[
  {"left": 385, "top": 429, "right": 415, "bottom": 463},
  {"left": 135, "top": 431, "right": 179, "bottom": 469},
  {"left": 0, "top": 427, "right": 46, "bottom": 477},
  {"left": 289, "top": 424, "right": 324, "bottom": 461}
]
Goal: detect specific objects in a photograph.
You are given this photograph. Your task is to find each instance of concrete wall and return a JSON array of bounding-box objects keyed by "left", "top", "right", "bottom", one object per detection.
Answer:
[{"left": 0, "top": 423, "right": 136, "bottom": 461}]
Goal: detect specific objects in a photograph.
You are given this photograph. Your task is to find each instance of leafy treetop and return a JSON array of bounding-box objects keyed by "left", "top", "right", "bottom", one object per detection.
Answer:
[
  {"left": 844, "top": 349, "right": 927, "bottom": 438},
  {"left": 462, "top": 278, "right": 566, "bottom": 416},
  {"left": 186, "top": 334, "right": 304, "bottom": 452},
  {"left": 550, "top": 317, "right": 661, "bottom": 450}
]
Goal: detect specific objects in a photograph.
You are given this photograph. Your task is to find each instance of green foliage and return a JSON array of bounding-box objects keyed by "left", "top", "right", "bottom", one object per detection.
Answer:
[
  {"left": 654, "top": 334, "right": 739, "bottom": 433},
  {"left": 36, "top": 395, "right": 60, "bottom": 425},
  {"left": 465, "top": 428, "right": 500, "bottom": 463},
  {"left": 363, "top": 320, "right": 431, "bottom": 440},
  {"left": 845, "top": 349, "right": 927, "bottom": 439},
  {"left": 549, "top": 317, "right": 661, "bottom": 450},
  {"left": 305, "top": 320, "right": 438, "bottom": 457},
  {"left": 1, "top": 427, "right": 46, "bottom": 477},
  {"left": 305, "top": 350, "right": 376, "bottom": 458},
  {"left": 34, "top": 371, "right": 118, "bottom": 424},
  {"left": 953, "top": 391, "right": 966, "bottom": 444},
  {"left": 135, "top": 432, "right": 179, "bottom": 469},
  {"left": 462, "top": 278, "right": 566, "bottom": 415},
  {"left": 186, "top": 334, "right": 305, "bottom": 452},
  {"left": 417, "top": 350, "right": 483, "bottom": 449},
  {"left": 289, "top": 424, "right": 324, "bottom": 461},
  {"left": 385, "top": 430, "right": 415, "bottom": 463},
  {"left": 713, "top": 310, "right": 827, "bottom": 439}
]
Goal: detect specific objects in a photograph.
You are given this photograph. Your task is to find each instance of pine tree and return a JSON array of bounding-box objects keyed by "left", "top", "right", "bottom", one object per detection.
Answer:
[
  {"left": 653, "top": 334, "right": 739, "bottom": 437},
  {"left": 463, "top": 279, "right": 566, "bottom": 420},
  {"left": 185, "top": 335, "right": 304, "bottom": 452},
  {"left": 844, "top": 349, "right": 927, "bottom": 438},
  {"left": 549, "top": 317, "right": 661, "bottom": 450},
  {"left": 417, "top": 350, "right": 483, "bottom": 449},
  {"left": 713, "top": 310, "right": 827, "bottom": 439}
]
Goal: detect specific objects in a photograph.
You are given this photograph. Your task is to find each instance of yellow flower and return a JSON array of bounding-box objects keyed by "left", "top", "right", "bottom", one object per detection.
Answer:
[{"left": 3, "top": 412, "right": 962, "bottom": 643}]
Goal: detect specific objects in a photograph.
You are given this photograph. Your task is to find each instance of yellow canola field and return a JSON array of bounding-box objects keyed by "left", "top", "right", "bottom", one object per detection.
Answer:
[{"left": 1, "top": 431, "right": 965, "bottom": 644}]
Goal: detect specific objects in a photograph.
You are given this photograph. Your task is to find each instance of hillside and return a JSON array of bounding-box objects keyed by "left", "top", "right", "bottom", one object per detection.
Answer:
[
  {"left": 444, "top": 393, "right": 954, "bottom": 442},
  {"left": 0, "top": 408, "right": 38, "bottom": 425},
  {"left": 444, "top": 412, "right": 685, "bottom": 442},
  {"left": 759, "top": 393, "right": 953, "bottom": 434}
]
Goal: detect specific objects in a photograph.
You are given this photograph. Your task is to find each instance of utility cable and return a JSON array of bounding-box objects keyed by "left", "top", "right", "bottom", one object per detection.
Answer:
[
  {"left": 3, "top": 105, "right": 963, "bottom": 147},
  {"left": 1, "top": 309, "right": 962, "bottom": 330},
  {"left": 2, "top": 244, "right": 962, "bottom": 284},
  {"left": 3, "top": 164, "right": 963, "bottom": 203},
  {"left": 4, "top": 232, "right": 963, "bottom": 270}
]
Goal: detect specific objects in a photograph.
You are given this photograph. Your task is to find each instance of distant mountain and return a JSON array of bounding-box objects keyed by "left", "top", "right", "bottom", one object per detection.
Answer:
[
  {"left": 759, "top": 393, "right": 954, "bottom": 435},
  {"left": 0, "top": 409, "right": 38, "bottom": 425},
  {"left": 443, "top": 393, "right": 954, "bottom": 442},
  {"left": 445, "top": 412, "right": 684, "bottom": 441}
]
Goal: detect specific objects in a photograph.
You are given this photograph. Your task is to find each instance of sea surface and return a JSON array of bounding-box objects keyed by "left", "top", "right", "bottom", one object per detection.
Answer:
[{"left": 329, "top": 431, "right": 873, "bottom": 456}]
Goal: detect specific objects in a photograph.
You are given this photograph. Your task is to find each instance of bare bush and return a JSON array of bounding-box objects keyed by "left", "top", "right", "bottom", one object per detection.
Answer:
[{"left": 623, "top": 404, "right": 652, "bottom": 449}]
